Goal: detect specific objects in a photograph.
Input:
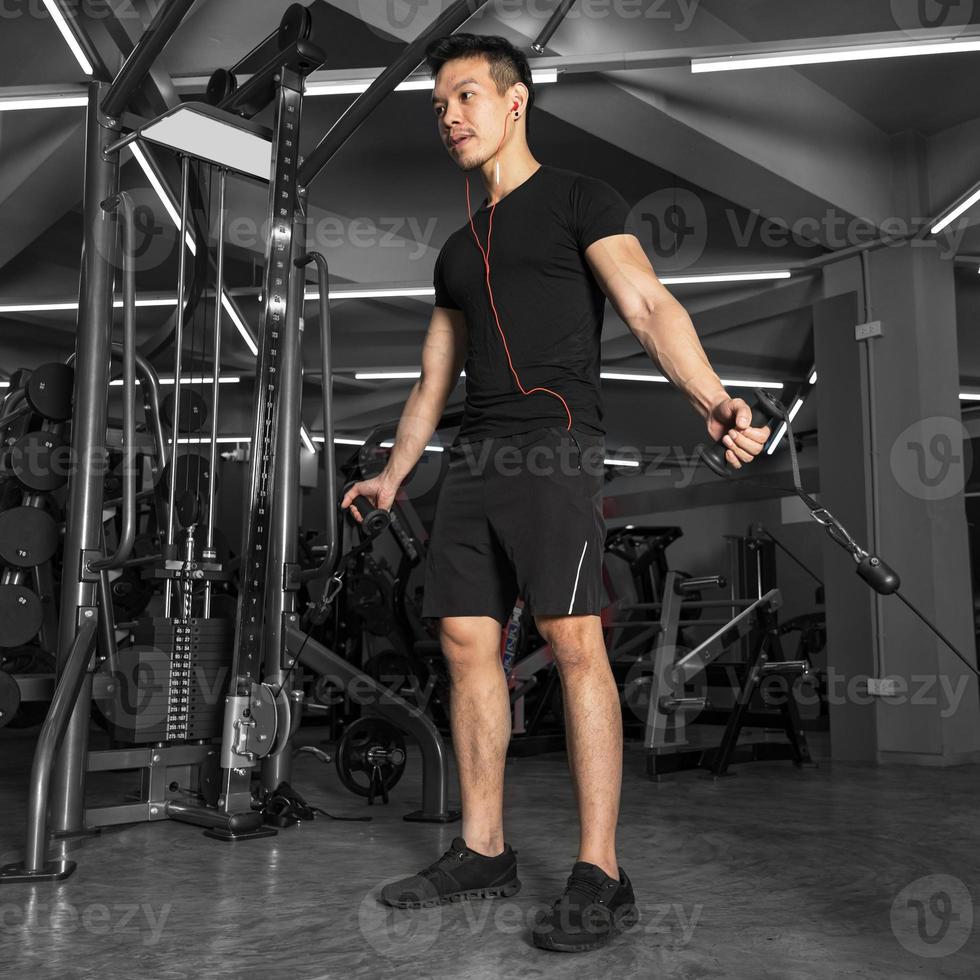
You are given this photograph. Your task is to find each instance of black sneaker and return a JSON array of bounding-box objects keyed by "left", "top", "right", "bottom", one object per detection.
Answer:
[
  {"left": 531, "top": 861, "right": 639, "bottom": 952},
  {"left": 379, "top": 837, "right": 521, "bottom": 909}
]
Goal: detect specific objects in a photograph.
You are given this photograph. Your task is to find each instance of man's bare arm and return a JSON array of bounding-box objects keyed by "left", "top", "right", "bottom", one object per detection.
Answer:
[
  {"left": 585, "top": 233, "right": 770, "bottom": 467},
  {"left": 342, "top": 305, "right": 466, "bottom": 513}
]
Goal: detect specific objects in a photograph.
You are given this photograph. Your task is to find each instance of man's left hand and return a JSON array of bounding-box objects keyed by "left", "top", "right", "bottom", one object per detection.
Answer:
[{"left": 706, "top": 395, "right": 771, "bottom": 470}]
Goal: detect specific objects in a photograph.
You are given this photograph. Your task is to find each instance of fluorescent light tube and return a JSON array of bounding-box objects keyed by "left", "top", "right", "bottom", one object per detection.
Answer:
[
  {"left": 110, "top": 376, "right": 240, "bottom": 387},
  {"left": 931, "top": 185, "right": 980, "bottom": 235},
  {"left": 178, "top": 436, "right": 251, "bottom": 444},
  {"left": 131, "top": 144, "right": 197, "bottom": 255},
  {"left": 306, "top": 69, "right": 557, "bottom": 96},
  {"left": 317, "top": 435, "right": 444, "bottom": 453},
  {"left": 692, "top": 37, "right": 980, "bottom": 73},
  {"left": 221, "top": 293, "right": 258, "bottom": 356},
  {"left": 0, "top": 95, "right": 88, "bottom": 111},
  {"left": 766, "top": 421, "right": 788, "bottom": 454},
  {"left": 41, "top": 0, "right": 93, "bottom": 75},
  {"left": 599, "top": 372, "right": 783, "bottom": 389},
  {"left": 305, "top": 286, "right": 435, "bottom": 301},
  {"left": 659, "top": 271, "right": 791, "bottom": 285}
]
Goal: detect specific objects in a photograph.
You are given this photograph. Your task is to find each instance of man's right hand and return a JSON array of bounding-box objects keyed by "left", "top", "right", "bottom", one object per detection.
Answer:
[{"left": 341, "top": 474, "right": 399, "bottom": 523}]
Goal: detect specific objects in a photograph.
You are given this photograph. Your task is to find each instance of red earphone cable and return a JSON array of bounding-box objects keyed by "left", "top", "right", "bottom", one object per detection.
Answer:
[{"left": 464, "top": 110, "right": 573, "bottom": 431}]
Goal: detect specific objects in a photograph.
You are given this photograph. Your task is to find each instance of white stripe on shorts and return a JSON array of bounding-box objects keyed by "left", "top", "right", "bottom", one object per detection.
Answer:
[{"left": 568, "top": 539, "right": 589, "bottom": 615}]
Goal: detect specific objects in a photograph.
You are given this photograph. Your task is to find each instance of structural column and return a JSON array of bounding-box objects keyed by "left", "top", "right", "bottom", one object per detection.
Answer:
[{"left": 814, "top": 243, "right": 980, "bottom": 764}]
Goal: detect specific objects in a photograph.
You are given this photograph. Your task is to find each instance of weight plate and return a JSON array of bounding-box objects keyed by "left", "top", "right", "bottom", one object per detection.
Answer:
[
  {"left": 335, "top": 717, "right": 407, "bottom": 798},
  {"left": 176, "top": 489, "right": 202, "bottom": 529},
  {"left": 164, "top": 452, "right": 212, "bottom": 501},
  {"left": 8, "top": 432, "right": 70, "bottom": 492},
  {"left": 278, "top": 3, "right": 312, "bottom": 49},
  {"left": 24, "top": 363, "right": 73, "bottom": 422},
  {"left": 161, "top": 390, "right": 209, "bottom": 434},
  {"left": 0, "top": 506, "right": 59, "bottom": 567},
  {"left": 206, "top": 67, "right": 238, "bottom": 106},
  {"left": 110, "top": 568, "right": 154, "bottom": 618},
  {"left": 0, "top": 585, "right": 44, "bottom": 647}
]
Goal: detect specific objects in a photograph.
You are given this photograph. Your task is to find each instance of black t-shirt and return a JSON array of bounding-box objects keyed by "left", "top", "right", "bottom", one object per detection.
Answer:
[{"left": 433, "top": 164, "right": 630, "bottom": 441}]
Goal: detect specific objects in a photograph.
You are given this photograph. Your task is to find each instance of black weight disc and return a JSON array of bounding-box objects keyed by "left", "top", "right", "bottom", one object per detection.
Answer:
[
  {"left": 24, "top": 363, "right": 74, "bottom": 422},
  {"left": 161, "top": 389, "right": 209, "bottom": 433},
  {"left": 206, "top": 67, "right": 238, "bottom": 105},
  {"left": 278, "top": 3, "right": 312, "bottom": 49},
  {"left": 176, "top": 489, "right": 203, "bottom": 528},
  {"left": 110, "top": 568, "right": 154, "bottom": 619},
  {"left": 164, "top": 452, "right": 212, "bottom": 503},
  {"left": 0, "top": 507, "right": 59, "bottom": 568},
  {"left": 8, "top": 431, "right": 70, "bottom": 492},
  {"left": 0, "top": 669, "right": 21, "bottom": 729},
  {"left": 335, "top": 717, "right": 407, "bottom": 798},
  {"left": 0, "top": 585, "right": 44, "bottom": 647}
]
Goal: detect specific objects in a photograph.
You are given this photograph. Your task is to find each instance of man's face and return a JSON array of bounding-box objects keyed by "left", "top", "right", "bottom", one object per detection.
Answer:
[{"left": 432, "top": 56, "right": 510, "bottom": 171}]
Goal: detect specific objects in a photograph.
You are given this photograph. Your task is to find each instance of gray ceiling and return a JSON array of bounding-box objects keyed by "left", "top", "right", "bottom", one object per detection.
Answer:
[{"left": 1, "top": 0, "right": 979, "bottom": 462}]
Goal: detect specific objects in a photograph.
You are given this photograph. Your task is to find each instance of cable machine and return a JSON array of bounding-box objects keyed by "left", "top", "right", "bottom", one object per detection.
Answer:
[{"left": 2, "top": 0, "right": 490, "bottom": 883}]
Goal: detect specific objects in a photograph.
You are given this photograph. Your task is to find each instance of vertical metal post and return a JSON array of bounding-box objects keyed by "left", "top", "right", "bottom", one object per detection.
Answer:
[
  {"left": 203, "top": 170, "right": 227, "bottom": 618},
  {"left": 49, "top": 82, "right": 120, "bottom": 835},
  {"left": 260, "top": 199, "right": 307, "bottom": 792},
  {"left": 164, "top": 157, "right": 191, "bottom": 617},
  {"left": 220, "top": 67, "right": 306, "bottom": 815}
]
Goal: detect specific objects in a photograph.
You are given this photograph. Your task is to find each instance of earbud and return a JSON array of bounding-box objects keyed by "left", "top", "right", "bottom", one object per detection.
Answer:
[{"left": 512, "top": 99, "right": 519, "bottom": 110}]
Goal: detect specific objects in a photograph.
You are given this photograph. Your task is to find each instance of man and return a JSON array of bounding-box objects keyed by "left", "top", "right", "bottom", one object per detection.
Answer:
[{"left": 341, "top": 33, "right": 770, "bottom": 953}]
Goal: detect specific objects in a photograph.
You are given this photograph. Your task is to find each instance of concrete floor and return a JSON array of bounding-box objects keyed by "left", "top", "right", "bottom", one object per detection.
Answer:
[{"left": 0, "top": 724, "right": 977, "bottom": 980}]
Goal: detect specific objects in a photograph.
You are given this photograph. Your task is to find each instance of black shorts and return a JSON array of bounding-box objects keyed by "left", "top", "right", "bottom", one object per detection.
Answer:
[{"left": 422, "top": 426, "right": 606, "bottom": 624}]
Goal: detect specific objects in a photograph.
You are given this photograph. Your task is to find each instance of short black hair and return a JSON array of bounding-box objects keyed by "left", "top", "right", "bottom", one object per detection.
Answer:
[{"left": 425, "top": 33, "right": 535, "bottom": 136}]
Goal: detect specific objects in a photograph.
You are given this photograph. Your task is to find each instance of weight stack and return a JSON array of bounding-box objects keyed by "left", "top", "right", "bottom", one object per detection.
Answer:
[{"left": 101, "top": 618, "right": 234, "bottom": 744}]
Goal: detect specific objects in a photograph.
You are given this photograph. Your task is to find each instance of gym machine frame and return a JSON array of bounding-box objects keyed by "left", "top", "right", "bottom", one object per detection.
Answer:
[
  {"left": 618, "top": 569, "right": 812, "bottom": 778},
  {"left": 2, "top": 0, "right": 491, "bottom": 883}
]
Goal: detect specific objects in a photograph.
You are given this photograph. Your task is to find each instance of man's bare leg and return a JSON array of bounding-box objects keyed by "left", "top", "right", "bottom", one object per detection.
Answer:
[
  {"left": 535, "top": 613, "right": 622, "bottom": 880},
  {"left": 440, "top": 615, "right": 512, "bottom": 857}
]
